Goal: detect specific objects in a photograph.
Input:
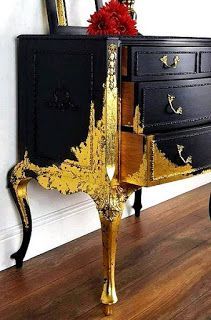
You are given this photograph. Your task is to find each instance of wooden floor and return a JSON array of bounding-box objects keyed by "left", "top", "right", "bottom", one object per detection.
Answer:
[{"left": 0, "top": 184, "right": 211, "bottom": 320}]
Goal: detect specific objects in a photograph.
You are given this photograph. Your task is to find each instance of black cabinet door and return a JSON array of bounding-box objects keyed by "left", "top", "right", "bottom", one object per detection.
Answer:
[{"left": 18, "top": 37, "right": 108, "bottom": 166}]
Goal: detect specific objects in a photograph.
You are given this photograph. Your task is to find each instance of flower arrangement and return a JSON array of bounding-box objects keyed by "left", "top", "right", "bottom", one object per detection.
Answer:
[{"left": 87, "top": 0, "right": 138, "bottom": 36}]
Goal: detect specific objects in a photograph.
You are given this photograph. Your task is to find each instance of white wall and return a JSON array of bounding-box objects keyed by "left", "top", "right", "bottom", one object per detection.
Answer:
[{"left": 0, "top": 0, "right": 210, "bottom": 271}]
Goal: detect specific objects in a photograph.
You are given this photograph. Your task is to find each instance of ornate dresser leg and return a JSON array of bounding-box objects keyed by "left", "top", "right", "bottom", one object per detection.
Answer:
[
  {"left": 99, "top": 208, "right": 122, "bottom": 315},
  {"left": 8, "top": 177, "right": 32, "bottom": 268},
  {"left": 133, "top": 188, "right": 142, "bottom": 217}
]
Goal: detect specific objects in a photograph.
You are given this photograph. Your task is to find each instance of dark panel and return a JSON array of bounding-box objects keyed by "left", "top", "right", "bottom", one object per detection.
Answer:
[
  {"left": 136, "top": 78, "right": 211, "bottom": 133},
  {"left": 34, "top": 51, "right": 93, "bottom": 160},
  {"left": 18, "top": 37, "right": 108, "bottom": 165}
]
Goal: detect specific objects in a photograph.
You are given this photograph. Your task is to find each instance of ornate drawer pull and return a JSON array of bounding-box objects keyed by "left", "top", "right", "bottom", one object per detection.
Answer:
[
  {"left": 177, "top": 145, "right": 192, "bottom": 164},
  {"left": 167, "top": 94, "right": 183, "bottom": 115},
  {"left": 160, "top": 55, "right": 180, "bottom": 68}
]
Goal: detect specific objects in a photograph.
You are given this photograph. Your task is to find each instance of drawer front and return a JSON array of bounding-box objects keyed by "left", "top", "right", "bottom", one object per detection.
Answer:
[
  {"left": 129, "top": 47, "right": 198, "bottom": 80},
  {"left": 137, "top": 79, "right": 211, "bottom": 133},
  {"left": 120, "top": 125, "right": 211, "bottom": 187},
  {"left": 149, "top": 125, "right": 211, "bottom": 184}
]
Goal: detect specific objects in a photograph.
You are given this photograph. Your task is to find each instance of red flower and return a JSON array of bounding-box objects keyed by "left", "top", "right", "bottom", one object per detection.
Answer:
[
  {"left": 87, "top": 10, "right": 117, "bottom": 35},
  {"left": 115, "top": 14, "right": 138, "bottom": 36},
  {"left": 104, "top": 0, "right": 129, "bottom": 19},
  {"left": 87, "top": 0, "right": 138, "bottom": 36}
]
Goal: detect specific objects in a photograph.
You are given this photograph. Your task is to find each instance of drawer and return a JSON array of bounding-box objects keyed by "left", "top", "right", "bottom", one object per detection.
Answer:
[
  {"left": 149, "top": 125, "right": 211, "bottom": 184},
  {"left": 122, "top": 79, "right": 211, "bottom": 133},
  {"left": 124, "top": 46, "right": 198, "bottom": 81},
  {"left": 120, "top": 125, "right": 211, "bottom": 186}
]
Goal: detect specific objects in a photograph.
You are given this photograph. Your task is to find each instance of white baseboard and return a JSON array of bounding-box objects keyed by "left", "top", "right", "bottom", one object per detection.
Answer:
[{"left": 0, "top": 198, "right": 100, "bottom": 271}]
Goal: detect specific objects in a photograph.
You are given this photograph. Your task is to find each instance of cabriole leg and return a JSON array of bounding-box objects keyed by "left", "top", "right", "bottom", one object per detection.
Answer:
[
  {"left": 8, "top": 177, "right": 32, "bottom": 268},
  {"left": 99, "top": 208, "right": 122, "bottom": 316},
  {"left": 133, "top": 188, "right": 142, "bottom": 217}
]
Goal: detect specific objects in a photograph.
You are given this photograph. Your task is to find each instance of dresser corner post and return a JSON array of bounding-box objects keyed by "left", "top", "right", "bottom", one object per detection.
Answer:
[{"left": 8, "top": 163, "right": 33, "bottom": 268}]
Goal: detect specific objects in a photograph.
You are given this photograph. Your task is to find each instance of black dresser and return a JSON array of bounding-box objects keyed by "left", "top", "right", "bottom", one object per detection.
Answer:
[{"left": 8, "top": 35, "right": 211, "bottom": 315}]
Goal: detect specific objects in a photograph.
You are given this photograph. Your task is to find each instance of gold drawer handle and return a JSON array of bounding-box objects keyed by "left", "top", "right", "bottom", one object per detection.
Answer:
[
  {"left": 177, "top": 145, "right": 192, "bottom": 164},
  {"left": 167, "top": 94, "right": 183, "bottom": 115},
  {"left": 160, "top": 55, "right": 180, "bottom": 68}
]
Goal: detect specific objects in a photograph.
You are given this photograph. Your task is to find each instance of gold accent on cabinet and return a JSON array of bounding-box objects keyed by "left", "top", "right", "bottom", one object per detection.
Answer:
[
  {"left": 106, "top": 44, "right": 118, "bottom": 181},
  {"left": 56, "top": 0, "right": 68, "bottom": 26},
  {"left": 151, "top": 141, "right": 193, "bottom": 183},
  {"left": 11, "top": 103, "right": 134, "bottom": 208},
  {"left": 11, "top": 102, "right": 107, "bottom": 207},
  {"left": 167, "top": 94, "right": 183, "bottom": 115},
  {"left": 9, "top": 174, "right": 32, "bottom": 229},
  {"left": 160, "top": 55, "right": 180, "bottom": 69},
  {"left": 177, "top": 144, "right": 192, "bottom": 164},
  {"left": 98, "top": 182, "right": 134, "bottom": 315},
  {"left": 133, "top": 105, "right": 143, "bottom": 134}
]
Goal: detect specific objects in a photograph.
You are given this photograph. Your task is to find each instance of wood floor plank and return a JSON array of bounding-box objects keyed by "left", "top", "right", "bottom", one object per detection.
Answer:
[
  {"left": 0, "top": 183, "right": 210, "bottom": 320},
  {"left": 172, "top": 290, "right": 211, "bottom": 320},
  {"left": 126, "top": 183, "right": 210, "bottom": 224},
  {"left": 77, "top": 241, "right": 211, "bottom": 320},
  {"left": 0, "top": 209, "right": 210, "bottom": 319}
]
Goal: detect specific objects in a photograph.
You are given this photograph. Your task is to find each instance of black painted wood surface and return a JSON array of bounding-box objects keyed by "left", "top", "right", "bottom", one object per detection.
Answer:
[
  {"left": 18, "top": 37, "right": 112, "bottom": 166},
  {"left": 135, "top": 78, "right": 211, "bottom": 133},
  {"left": 17, "top": 35, "right": 211, "bottom": 178}
]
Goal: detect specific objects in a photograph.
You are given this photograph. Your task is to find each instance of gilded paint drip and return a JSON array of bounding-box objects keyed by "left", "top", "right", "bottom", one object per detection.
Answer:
[
  {"left": 151, "top": 141, "right": 193, "bottom": 182},
  {"left": 11, "top": 103, "right": 107, "bottom": 208},
  {"left": 10, "top": 104, "right": 133, "bottom": 219}
]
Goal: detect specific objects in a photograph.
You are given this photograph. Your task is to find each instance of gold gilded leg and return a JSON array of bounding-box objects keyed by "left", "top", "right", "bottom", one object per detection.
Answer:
[
  {"left": 99, "top": 207, "right": 122, "bottom": 315},
  {"left": 8, "top": 176, "right": 32, "bottom": 268}
]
